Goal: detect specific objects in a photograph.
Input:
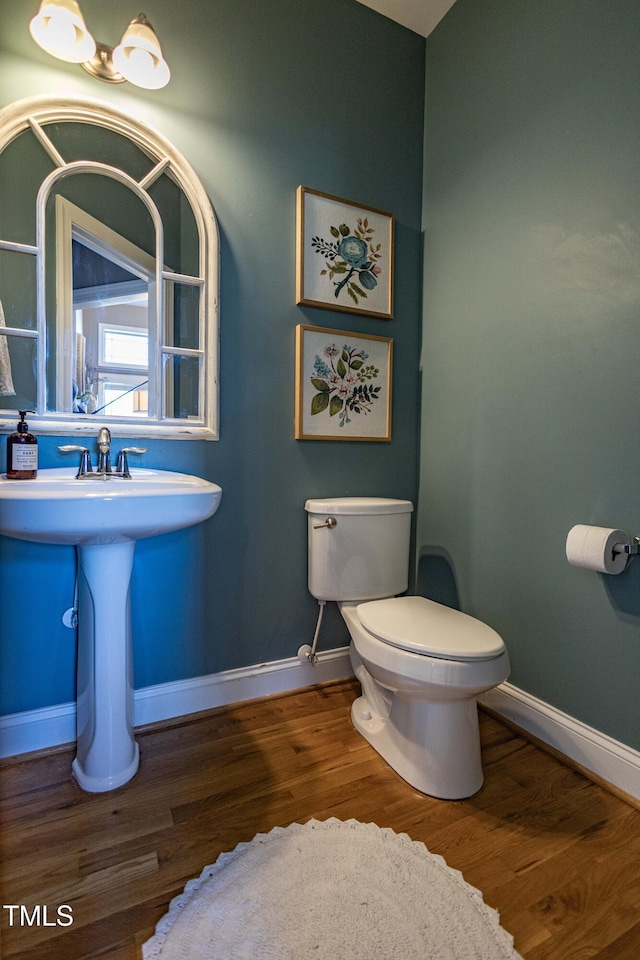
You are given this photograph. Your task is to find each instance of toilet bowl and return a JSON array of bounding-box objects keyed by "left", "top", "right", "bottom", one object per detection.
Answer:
[
  {"left": 340, "top": 598, "right": 510, "bottom": 799},
  {"left": 306, "top": 497, "right": 511, "bottom": 800}
]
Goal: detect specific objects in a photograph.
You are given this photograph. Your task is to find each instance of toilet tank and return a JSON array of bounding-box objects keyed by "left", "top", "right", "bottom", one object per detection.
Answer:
[{"left": 305, "top": 497, "right": 413, "bottom": 602}]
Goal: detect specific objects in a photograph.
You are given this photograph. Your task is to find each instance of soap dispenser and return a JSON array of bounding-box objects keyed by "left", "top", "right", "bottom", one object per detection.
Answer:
[{"left": 6, "top": 410, "right": 38, "bottom": 479}]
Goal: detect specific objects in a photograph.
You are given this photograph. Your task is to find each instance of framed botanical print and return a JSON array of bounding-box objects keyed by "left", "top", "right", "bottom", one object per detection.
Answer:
[
  {"left": 295, "top": 324, "right": 392, "bottom": 441},
  {"left": 296, "top": 186, "right": 394, "bottom": 319}
]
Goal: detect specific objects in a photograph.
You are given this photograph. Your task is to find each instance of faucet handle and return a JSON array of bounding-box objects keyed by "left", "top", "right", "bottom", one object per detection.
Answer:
[
  {"left": 115, "top": 447, "right": 147, "bottom": 478},
  {"left": 58, "top": 445, "right": 93, "bottom": 478}
]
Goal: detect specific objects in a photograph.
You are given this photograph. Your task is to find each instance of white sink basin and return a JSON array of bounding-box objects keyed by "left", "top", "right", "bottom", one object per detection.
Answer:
[
  {"left": 0, "top": 467, "right": 222, "bottom": 544},
  {"left": 0, "top": 465, "right": 222, "bottom": 793}
]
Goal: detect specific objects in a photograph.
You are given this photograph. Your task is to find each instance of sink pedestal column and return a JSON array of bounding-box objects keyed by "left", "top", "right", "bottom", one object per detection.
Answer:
[{"left": 72, "top": 541, "right": 139, "bottom": 792}]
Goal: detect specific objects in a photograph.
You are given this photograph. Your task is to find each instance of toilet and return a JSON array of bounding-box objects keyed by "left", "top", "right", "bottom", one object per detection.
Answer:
[{"left": 305, "top": 497, "right": 510, "bottom": 800}]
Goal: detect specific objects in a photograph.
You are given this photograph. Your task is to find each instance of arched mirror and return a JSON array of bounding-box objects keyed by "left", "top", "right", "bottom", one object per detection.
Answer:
[{"left": 0, "top": 96, "right": 219, "bottom": 439}]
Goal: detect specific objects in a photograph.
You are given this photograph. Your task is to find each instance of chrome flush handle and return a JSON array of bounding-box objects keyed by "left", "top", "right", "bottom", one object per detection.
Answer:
[{"left": 313, "top": 517, "right": 337, "bottom": 529}]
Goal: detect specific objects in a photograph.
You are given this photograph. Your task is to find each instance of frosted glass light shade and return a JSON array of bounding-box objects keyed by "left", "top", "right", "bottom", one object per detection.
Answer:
[
  {"left": 29, "top": 0, "right": 96, "bottom": 64},
  {"left": 112, "top": 14, "right": 170, "bottom": 89}
]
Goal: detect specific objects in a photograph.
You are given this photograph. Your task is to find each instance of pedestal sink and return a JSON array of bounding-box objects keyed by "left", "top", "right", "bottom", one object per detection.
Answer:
[{"left": 0, "top": 467, "right": 222, "bottom": 792}]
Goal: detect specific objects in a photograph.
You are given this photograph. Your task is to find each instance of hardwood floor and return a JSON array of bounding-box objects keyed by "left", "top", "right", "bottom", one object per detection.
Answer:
[{"left": 1, "top": 679, "right": 640, "bottom": 959}]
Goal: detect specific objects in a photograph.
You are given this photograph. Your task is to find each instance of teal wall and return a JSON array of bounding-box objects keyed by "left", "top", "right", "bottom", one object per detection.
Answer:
[
  {"left": 0, "top": 0, "right": 424, "bottom": 715},
  {"left": 6, "top": 0, "right": 637, "bottom": 760},
  {"left": 420, "top": 0, "right": 640, "bottom": 748}
]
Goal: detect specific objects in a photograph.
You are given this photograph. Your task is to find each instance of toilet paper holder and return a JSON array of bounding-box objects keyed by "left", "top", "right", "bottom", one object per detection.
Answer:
[
  {"left": 613, "top": 537, "right": 640, "bottom": 557},
  {"left": 566, "top": 526, "right": 639, "bottom": 575}
]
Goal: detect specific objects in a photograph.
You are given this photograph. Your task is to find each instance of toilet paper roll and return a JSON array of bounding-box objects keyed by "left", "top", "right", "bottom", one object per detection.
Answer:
[{"left": 565, "top": 524, "right": 630, "bottom": 575}]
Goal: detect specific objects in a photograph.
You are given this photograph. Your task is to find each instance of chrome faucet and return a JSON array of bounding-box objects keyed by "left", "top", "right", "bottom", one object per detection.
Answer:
[
  {"left": 97, "top": 426, "right": 112, "bottom": 474},
  {"left": 115, "top": 446, "right": 147, "bottom": 478},
  {"left": 57, "top": 444, "right": 93, "bottom": 478},
  {"left": 59, "top": 427, "right": 146, "bottom": 479}
]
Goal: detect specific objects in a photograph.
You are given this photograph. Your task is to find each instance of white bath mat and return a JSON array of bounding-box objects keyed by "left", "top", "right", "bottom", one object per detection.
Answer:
[{"left": 143, "top": 817, "right": 522, "bottom": 960}]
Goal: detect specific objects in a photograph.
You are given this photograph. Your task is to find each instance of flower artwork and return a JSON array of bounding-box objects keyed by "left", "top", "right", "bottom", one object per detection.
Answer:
[
  {"left": 296, "top": 187, "right": 394, "bottom": 319},
  {"left": 295, "top": 325, "right": 392, "bottom": 441},
  {"left": 311, "top": 342, "right": 380, "bottom": 428},
  {"left": 311, "top": 223, "right": 382, "bottom": 308}
]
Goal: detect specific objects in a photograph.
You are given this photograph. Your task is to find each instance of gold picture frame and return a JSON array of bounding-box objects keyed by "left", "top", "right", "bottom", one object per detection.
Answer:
[
  {"left": 295, "top": 324, "right": 392, "bottom": 441},
  {"left": 296, "top": 186, "right": 394, "bottom": 319}
]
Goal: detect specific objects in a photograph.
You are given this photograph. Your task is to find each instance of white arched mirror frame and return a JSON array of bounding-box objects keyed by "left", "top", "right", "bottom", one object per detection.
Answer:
[{"left": 0, "top": 95, "right": 219, "bottom": 440}]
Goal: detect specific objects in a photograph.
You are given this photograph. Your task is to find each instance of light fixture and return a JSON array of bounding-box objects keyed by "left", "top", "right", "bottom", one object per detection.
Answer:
[
  {"left": 29, "top": 2, "right": 170, "bottom": 89},
  {"left": 111, "top": 14, "right": 170, "bottom": 89},
  {"left": 29, "top": 0, "right": 96, "bottom": 64}
]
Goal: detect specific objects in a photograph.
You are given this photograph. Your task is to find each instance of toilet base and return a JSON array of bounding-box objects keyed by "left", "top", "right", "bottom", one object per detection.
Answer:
[{"left": 351, "top": 692, "right": 484, "bottom": 800}]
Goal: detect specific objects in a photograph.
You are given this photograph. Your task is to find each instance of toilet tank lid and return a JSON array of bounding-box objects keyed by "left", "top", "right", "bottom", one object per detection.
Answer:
[{"left": 305, "top": 497, "right": 413, "bottom": 515}]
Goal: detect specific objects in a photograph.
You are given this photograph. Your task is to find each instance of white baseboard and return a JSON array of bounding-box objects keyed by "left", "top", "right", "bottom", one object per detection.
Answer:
[
  {"left": 134, "top": 645, "right": 353, "bottom": 727},
  {"left": 0, "top": 645, "right": 353, "bottom": 759},
  {"left": 479, "top": 682, "right": 640, "bottom": 803},
  {"left": 4, "top": 665, "right": 639, "bottom": 805}
]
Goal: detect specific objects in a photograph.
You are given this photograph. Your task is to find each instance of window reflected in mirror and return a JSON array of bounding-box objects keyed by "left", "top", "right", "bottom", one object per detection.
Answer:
[
  {"left": 73, "top": 239, "right": 150, "bottom": 417},
  {"left": 52, "top": 191, "right": 155, "bottom": 419}
]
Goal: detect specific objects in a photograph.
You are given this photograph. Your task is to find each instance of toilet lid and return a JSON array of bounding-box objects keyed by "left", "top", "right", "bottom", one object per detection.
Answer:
[{"left": 356, "top": 596, "right": 505, "bottom": 661}]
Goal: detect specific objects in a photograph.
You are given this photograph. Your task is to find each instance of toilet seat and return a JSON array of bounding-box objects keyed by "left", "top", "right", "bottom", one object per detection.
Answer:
[{"left": 356, "top": 596, "right": 505, "bottom": 662}]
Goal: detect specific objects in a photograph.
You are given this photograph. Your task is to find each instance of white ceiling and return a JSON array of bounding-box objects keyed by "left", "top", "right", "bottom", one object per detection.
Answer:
[{"left": 355, "top": 0, "right": 457, "bottom": 37}]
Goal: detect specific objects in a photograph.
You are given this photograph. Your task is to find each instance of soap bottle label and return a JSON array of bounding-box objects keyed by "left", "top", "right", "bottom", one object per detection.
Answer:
[{"left": 10, "top": 446, "right": 38, "bottom": 470}]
